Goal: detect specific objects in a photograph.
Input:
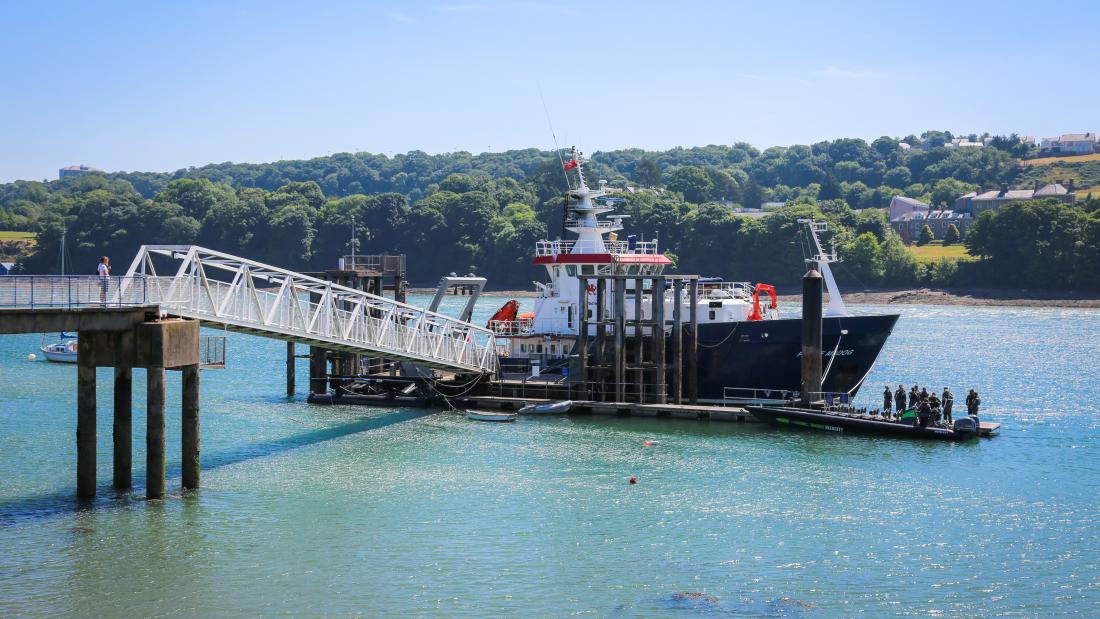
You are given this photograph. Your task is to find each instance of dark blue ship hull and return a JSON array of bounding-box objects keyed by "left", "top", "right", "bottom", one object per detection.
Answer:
[{"left": 692, "top": 314, "right": 899, "bottom": 402}]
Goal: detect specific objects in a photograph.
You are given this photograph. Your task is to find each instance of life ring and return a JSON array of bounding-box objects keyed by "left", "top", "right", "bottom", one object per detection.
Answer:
[{"left": 586, "top": 283, "right": 597, "bottom": 295}]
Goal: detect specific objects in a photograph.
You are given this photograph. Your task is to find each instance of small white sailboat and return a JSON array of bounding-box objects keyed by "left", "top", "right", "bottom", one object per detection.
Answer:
[
  {"left": 38, "top": 229, "right": 78, "bottom": 363},
  {"left": 467, "top": 410, "right": 517, "bottom": 422},
  {"left": 40, "top": 333, "right": 78, "bottom": 363},
  {"left": 518, "top": 400, "right": 573, "bottom": 415}
]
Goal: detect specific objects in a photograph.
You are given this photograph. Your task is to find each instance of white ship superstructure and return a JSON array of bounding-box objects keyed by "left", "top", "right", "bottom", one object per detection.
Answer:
[{"left": 489, "top": 148, "right": 779, "bottom": 365}]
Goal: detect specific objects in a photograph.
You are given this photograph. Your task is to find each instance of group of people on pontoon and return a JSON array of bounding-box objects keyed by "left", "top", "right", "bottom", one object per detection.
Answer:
[{"left": 878, "top": 385, "right": 982, "bottom": 428}]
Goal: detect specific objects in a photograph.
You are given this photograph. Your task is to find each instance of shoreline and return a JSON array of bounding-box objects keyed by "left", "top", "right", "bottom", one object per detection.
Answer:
[{"left": 410, "top": 286, "right": 1100, "bottom": 308}]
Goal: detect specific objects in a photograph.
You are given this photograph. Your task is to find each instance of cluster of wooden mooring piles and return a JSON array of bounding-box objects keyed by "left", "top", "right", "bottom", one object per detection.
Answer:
[
  {"left": 572, "top": 274, "right": 701, "bottom": 404},
  {"left": 300, "top": 255, "right": 408, "bottom": 395}
]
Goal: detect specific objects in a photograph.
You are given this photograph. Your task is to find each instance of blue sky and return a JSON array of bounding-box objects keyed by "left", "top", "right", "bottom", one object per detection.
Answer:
[{"left": 1, "top": 0, "right": 1096, "bottom": 183}]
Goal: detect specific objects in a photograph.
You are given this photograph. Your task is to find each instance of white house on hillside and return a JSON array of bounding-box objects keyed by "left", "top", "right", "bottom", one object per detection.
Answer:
[{"left": 1039, "top": 133, "right": 1097, "bottom": 155}]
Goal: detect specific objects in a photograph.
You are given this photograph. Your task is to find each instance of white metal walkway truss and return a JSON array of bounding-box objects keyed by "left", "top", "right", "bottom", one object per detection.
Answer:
[{"left": 118, "top": 245, "right": 496, "bottom": 373}]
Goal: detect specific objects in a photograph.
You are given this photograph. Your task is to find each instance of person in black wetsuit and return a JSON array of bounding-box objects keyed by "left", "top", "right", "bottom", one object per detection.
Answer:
[
  {"left": 929, "top": 393, "right": 941, "bottom": 424},
  {"left": 908, "top": 385, "right": 919, "bottom": 409},
  {"left": 942, "top": 387, "right": 954, "bottom": 423},
  {"left": 895, "top": 385, "right": 906, "bottom": 417},
  {"left": 883, "top": 386, "right": 892, "bottom": 418},
  {"left": 920, "top": 386, "right": 929, "bottom": 402},
  {"left": 917, "top": 397, "right": 932, "bottom": 429}
]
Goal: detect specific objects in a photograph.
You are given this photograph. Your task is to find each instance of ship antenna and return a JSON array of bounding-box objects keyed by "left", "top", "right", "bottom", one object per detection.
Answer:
[{"left": 537, "top": 82, "right": 572, "bottom": 191}]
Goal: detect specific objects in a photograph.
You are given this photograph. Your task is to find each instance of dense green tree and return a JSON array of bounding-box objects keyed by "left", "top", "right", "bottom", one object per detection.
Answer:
[
  {"left": 843, "top": 232, "right": 885, "bottom": 282},
  {"left": 917, "top": 224, "right": 934, "bottom": 245},
  {"left": 818, "top": 173, "right": 842, "bottom": 201},
  {"left": 884, "top": 166, "right": 912, "bottom": 188},
  {"left": 742, "top": 179, "right": 765, "bottom": 209},
  {"left": 666, "top": 166, "right": 713, "bottom": 204},
  {"left": 634, "top": 158, "right": 662, "bottom": 187},
  {"left": 944, "top": 223, "right": 960, "bottom": 245}
]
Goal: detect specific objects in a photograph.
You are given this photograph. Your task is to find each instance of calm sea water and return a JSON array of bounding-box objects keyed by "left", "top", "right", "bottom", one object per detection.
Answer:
[{"left": 1, "top": 296, "right": 1098, "bottom": 617}]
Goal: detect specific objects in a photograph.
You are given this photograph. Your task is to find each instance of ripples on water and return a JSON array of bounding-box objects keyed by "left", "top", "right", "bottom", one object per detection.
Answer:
[{"left": 1, "top": 299, "right": 1098, "bottom": 616}]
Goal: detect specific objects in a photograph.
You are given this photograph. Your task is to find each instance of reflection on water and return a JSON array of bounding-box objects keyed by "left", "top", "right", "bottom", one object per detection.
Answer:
[{"left": 1, "top": 299, "right": 1098, "bottom": 616}]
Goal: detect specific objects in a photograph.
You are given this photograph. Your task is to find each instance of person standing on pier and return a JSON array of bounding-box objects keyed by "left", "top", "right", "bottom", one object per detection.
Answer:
[
  {"left": 97, "top": 256, "right": 111, "bottom": 305},
  {"left": 883, "top": 385, "right": 893, "bottom": 418},
  {"left": 942, "top": 387, "right": 954, "bottom": 423}
]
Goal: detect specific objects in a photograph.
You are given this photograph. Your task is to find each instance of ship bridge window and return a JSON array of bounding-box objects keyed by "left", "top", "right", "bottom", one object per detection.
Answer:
[
  {"left": 580, "top": 265, "right": 595, "bottom": 275},
  {"left": 565, "top": 265, "right": 577, "bottom": 277}
]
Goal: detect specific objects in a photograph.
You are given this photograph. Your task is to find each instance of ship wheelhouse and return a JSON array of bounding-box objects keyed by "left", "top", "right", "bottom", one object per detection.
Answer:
[{"left": 490, "top": 147, "right": 780, "bottom": 368}]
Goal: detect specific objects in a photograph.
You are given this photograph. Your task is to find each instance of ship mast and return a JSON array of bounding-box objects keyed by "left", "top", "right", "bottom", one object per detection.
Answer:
[
  {"left": 562, "top": 147, "right": 622, "bottom": 254},
  {"left": 799, "top": 219, "right": 848, "bottom": 317}
]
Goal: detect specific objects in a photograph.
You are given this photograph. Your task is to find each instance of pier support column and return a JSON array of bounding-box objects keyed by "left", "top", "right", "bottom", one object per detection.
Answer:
[
  {"left": 577, "top": 277, "right": 589, "bottom": 400},
  {"left": 614, "top": 277, "right": 626, "bottom": 403},
  {"left": 286, "top": 341, "right": 295, "bottom": 396},
  {"left": 309, "top": 347, "right": 328, "bottom": 395},
  {"left": 634, "top": 279, "right": 644, "bottom": 403},
  {"left": 113, "top": 366, "right": 132, "bottom": 490},
  {"left": 394, "top": 274, "right": 406, "bottom": 303},
  {"left": 800, "top": 269, "right": 823, "bottom": 407},
  {"left": 687, "top": 278, "right": 699, "bottom": 404},
  {"left": 672, "top": 280, "right": 684, "bottom": 404},
  {"left": 652, "top": 277, "right": 667, "bottom": 404},
  {"left": 77, "top": 363, "right": 96, "bottom": 499},
  {"left": 146, "top": 367, "right": 166, "bottom": 500},
  {"left": 595, "top": 278, "right": 606, "bottom": 395},
  {"left": 182, "top": 364, "right": 200, "bottom": 491}
]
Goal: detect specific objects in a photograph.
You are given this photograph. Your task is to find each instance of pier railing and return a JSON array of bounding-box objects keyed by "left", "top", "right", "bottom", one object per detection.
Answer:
[
  {"left": 1, "top": 247, "right": 498, "bottom": 374},
  {"left": 535, "top": 239, "right": 661, "bottom": 256},
  {"left": 0, "top": 275, "right": 150, "bottom": 309}
]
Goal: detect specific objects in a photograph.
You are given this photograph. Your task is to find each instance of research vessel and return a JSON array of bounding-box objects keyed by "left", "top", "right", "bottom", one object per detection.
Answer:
[{"left": 488, "top": 149, "right": 899, "bottom": 403}]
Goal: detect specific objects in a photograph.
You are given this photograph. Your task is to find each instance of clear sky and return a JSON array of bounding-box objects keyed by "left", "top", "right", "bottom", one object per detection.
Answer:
[{"left": 1, "top": 0, "right": 1096, "bottom": 183}]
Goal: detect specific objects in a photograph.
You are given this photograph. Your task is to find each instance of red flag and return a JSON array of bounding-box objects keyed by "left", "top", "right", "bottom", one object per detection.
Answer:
[{"left": 563, "top": 159, "right": 578, "bottom": 171}]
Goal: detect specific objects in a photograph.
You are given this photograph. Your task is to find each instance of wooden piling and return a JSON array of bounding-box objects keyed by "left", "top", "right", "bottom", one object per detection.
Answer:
[
  {"left": 76, "top": 363, "right": 96, "bottom": 499},
  {"left": 394, "top": 274, "right": 406, "bottom": 303},
  {"left": 633, "top": 279, "right": 644, "bottom": 403},
  {"left": 113, "top": 366, "right": 132, "bottom": 490},
  {"left": 577, "top": 277, "right": 589, "bottom": 399},
  {"left": 613, "top": 276, "right": 626, "bottom": 402},
  {"left": 182, "top": 363, "right": 200, "bottom": 490},
  {"left": 652, "top": 276, "right": 667, "bottom": 404},
  {"left": 286, "top": 341, "right": 295, "bottom": 395},
  {"left": 672, "top": 279, "right": 684, "bottom": 404},
  {"left": 309, "top": 347, "right": 328, "bottom": 395},
  {"left": 146, "top": 367, "right": 166, "bottom": 500},
  {"left": 687, "top": 278, "right": 699, "bottom": 404},
  {"left": 595, "top": 278, "right": 606, "bottom": 373}
]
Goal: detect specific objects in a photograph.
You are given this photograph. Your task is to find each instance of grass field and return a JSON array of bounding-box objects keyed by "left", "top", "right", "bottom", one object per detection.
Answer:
[
  {"left": 1077, "top": 185, "right": 1100, "bottom": 198},
  {"left": 0, "top": 231, "right": 36, "bottom": 242},
  {"left": 1020, "top": 153, "right": 1100, "bottom": 166},
  {"left": 907, "top": 240, "right": 976, "bottom": 264}
]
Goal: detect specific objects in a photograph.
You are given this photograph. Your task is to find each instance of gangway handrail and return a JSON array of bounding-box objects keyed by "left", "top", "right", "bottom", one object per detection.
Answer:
[{"left": 1, "top": 246, "right": 497, "bottom": 374}]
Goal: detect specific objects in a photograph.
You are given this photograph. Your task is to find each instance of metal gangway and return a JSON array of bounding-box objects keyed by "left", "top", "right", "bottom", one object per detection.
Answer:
[{"left": 0, "top": 245, "right": 497, "bottom": 373}]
